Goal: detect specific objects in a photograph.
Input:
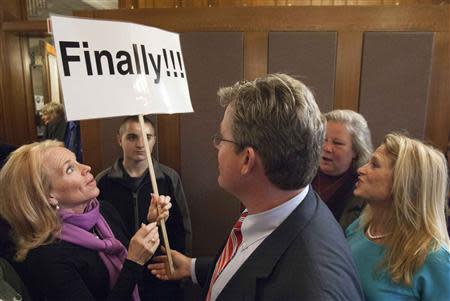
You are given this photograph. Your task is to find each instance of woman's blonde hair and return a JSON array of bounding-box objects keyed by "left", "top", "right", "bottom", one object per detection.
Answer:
[
  {"left": 324, "top": 109, "right": 373, "bottom": 171},
  {"left": 360, "top": 133, "right": 450, "bottom": 286},
  {"left": 0, "top": 140, "right": 63, "bottom": 261}
]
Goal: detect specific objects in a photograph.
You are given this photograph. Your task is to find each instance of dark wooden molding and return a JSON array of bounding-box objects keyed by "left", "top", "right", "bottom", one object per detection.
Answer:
[
  {"left": 89, "top": 6, "right": 447, "bottom": 32},
  {"left": 2, "top": 20, "right": 48, "bottom": 33}
]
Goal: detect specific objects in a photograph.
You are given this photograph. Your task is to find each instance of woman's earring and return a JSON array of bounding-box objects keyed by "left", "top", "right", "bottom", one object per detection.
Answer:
[{"left": 52, "top": 202, "right": 60, "bottom": 210}]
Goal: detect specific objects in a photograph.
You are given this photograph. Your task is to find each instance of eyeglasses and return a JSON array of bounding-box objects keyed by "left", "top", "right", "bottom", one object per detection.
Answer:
[{"left": 211, "top": 133, "right": 239, "bottom": 147}]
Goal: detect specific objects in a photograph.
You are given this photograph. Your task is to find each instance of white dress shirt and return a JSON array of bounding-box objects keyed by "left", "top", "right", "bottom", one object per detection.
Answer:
[{"left": 191, "top": 185, "right": 309, "bottom": 301}]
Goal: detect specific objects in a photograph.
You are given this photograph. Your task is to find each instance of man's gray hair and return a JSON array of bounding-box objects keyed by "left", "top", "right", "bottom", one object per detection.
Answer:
[{"left": 217, "top": 73, "right": 324, "bottom": 190}]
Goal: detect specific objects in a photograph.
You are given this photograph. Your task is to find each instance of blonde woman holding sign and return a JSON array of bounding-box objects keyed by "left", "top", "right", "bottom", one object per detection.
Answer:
[{"left": 0, "top": 140, "right": 171, "bottom": 301}]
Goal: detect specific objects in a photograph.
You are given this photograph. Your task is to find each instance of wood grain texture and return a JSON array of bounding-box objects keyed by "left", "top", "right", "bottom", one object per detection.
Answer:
[
  {"left": 80, "top": 119, "right": 103, "bottom": 174},
  {"left": 157, "top": 114, "right": 181, "bottom": 173},
  {"left": 334, "top": 31, "right": 363, "bottom": 111},
  {"left": 90, "top": 6, "right": 447, "bottom": 32},
  {"left": 244, "top": 31, "right": 268, "bottom": 80},
  {"left": 1, "top": 33, "right": 36, "bottom": 144},
  {"left": 134, "top": 0, "right": 447, "bottom": 7},
  {"left": 2, "top": 20, "right": 48, "bottom": 33},
  {"left": 425, "top": 30, "right": 449, "bottom": 150}
]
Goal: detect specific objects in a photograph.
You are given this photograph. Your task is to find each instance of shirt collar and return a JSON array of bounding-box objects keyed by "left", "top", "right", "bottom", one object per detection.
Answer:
[{"left": 241, "top": 185, "right": 309, "bottom": 244}]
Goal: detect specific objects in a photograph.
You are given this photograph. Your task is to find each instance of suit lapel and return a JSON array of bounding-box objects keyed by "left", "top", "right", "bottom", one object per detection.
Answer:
[{"left": 216, "top": 188, "right": 320, "bottom": 300}]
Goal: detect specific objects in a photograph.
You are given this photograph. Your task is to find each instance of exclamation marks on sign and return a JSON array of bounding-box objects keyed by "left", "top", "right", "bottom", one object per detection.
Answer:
[
  {"left": 163, "top": 49, "right": 170, "bottom": 76},
  {"left": 163, "top": 49, "right": 184, "bottom": 78},
  {"left": 177, "top": 51, "right": 184, "bottom": 78},
  {"left": 169, "top": 51, "right": 177, "bottom": 77}
]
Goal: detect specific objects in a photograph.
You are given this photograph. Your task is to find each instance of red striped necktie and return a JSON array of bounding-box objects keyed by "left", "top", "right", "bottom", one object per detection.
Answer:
[{"left": 206, "top": 211, "right": 249, "bottom": 301}]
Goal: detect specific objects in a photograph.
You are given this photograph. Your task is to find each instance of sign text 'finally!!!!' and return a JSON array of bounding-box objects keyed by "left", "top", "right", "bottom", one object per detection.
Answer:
[{"left": 59, "top": 41, "right": 185, "bottom": 84}]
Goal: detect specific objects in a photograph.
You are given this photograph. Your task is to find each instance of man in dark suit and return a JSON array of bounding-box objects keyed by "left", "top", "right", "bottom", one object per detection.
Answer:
[{"left": 149, "top": 74, "right": 364, "bottom": 301}]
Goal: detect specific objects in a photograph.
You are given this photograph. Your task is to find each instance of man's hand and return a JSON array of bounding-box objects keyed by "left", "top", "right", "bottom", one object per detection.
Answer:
[
  {"left": 148, "top": 247, "right": 192, "bottom": 281},
  {"left": 147, "top": 194, "right": 171, "bottom": 223}
]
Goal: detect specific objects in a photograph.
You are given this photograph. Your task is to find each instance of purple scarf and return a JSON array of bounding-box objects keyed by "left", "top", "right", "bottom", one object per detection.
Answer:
[{"left": 58, "top": 199, "right": 140, "bottom": 301}]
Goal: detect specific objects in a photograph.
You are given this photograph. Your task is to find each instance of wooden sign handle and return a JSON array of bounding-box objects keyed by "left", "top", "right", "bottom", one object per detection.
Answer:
[{"left": 138, "top": 115, "right": 174, "bottom": 275}]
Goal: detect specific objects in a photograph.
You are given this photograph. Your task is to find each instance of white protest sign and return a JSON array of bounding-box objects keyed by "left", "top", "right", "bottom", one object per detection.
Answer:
[{"left": 51, "top": 15, "right": 193, "bottom": 121}]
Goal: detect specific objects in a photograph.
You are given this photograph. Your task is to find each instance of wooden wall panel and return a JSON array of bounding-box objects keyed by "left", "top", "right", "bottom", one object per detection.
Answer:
[
  {"left": 425, "top": 31, "right": 449, "bottom": 150},
  {"left": 180, "top": 32, "right": 244, "bottom": 256},
  {"left": 89, "top": 7, "right": 447, "bottom": 32},
  {"left": 0, "top": 0, "right": 35, "bottom": 145},
  {"left": 135, "top": 0, "right": 446, "bottom": 8},
  {"left": 359, "top": 32, "right": 434, "bottom": 146},
  {"left": 80, "top": 119, "right": 103, "bottom": 172},
  {"left": 268, "top": 32, "right": 337, "bottom": 112},
  {"left": 1, "top": 33, "right": 36, "bottom": 144},
  {"left": 0, "top": 0, "right": 24, "bottom": 20},
  {"left": 157, "top": 114, "right": 180, "bottom": 172},
  {"left": 99, "top": 117, "right": 123, "bottom": 169},
  {"left": 59, "top": 8, "right": 447, "bottom": 273},
  {"left": 244, "top": 32, "right": 268, "bottom": 80},
  {"left": 334, "top": 31, "right": 363, "bottom": 111},
  {"left": 0, "top": 6, "right": 448, "bottom": 152}
]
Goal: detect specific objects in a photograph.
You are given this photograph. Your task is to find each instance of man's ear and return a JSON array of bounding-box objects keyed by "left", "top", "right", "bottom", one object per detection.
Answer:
[
  {"left": 116, "top": 133, "right": 122, "bottom": 146},
  {"left": 241, "top": 147, "right": 256, "bottom": 175}
]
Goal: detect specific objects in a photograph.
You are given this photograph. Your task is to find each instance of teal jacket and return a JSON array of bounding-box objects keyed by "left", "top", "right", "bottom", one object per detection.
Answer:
[{"left": 346, "top": 218, "right": 450, "bottom": 301}]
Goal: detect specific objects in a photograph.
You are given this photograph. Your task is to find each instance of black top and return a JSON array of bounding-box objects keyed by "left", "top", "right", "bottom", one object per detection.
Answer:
[
  {"left": 44, "top": 117, "right": 67, "bottom": 141},
  {"left": 0, "top": 257, "right": 31, "bottom": 301},
  {"left": 97, "top": 159, "right": 186, "bottom": 249},
  {"left": 96, "top": 159, "right": 188, "bottom": 301},
  {"left": 15, "top": 201, "right": 142, "bottom": 301},
  {"left": 0, "top": 143, "right": 17, "bottom": 169}
]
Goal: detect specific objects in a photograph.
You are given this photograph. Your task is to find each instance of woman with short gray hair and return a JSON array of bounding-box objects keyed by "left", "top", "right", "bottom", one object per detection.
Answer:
[{"left": 312, "top": 109, "right": 372, "bottom": 229}]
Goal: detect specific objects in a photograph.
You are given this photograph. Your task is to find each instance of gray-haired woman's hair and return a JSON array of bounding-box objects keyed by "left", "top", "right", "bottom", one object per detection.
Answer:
[{"left": 324, "top": 109, "right": 373, "bottom": 171}]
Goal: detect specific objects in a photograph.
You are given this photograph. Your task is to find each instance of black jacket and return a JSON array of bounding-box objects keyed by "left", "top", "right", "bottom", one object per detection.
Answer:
[
  {"left": 96, "top": 158, "right": 192, "bottom": 301},
  {"left": 16, "top": 202, "right": 142, "bottom": 301}
]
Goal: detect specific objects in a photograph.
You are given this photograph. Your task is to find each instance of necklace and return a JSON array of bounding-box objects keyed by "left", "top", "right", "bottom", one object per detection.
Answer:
[{"left": 366, "top": 224, "right": 390, "bottom": 240}]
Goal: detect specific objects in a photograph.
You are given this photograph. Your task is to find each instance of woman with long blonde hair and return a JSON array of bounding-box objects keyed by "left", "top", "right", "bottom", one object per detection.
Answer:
[
  {"left": 0, "top": 140, "right": 171, "bottom": 300},
  {"left": 346, "top": 133, "right": 450, "bottom": 300}
]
